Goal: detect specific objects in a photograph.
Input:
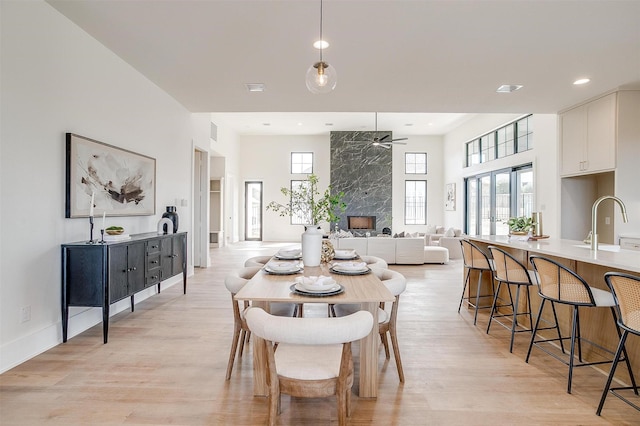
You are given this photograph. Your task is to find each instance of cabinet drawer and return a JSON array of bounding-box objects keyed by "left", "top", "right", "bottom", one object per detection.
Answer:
[
  {"left": 147, "top": 240, "right": 161, "bottom": 254},
  {"left": 147, "top": 253, "right": 161, "bottom": 270},
  {"left": 620, "top": 237, "right": 640, "bottom": 251}
]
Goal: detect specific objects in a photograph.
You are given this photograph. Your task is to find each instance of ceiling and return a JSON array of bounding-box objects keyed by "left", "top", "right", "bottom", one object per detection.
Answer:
[{"left": 47, "top": 0, "right": 640, "bottom": 136}]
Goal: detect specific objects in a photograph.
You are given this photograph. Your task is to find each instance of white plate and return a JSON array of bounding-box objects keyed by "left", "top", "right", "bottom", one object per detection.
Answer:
[
  {"left": 333, "top": 250, "right": 357, "bottom": 260},
  {"left": 332, "top": 263, "right": 368, "bottom": 272},
  {"left": 294, "top": 283, "right": 341, "bottom": 293},
  {"left": 266, "top": 261, "right": 300, "bottom": 272}
]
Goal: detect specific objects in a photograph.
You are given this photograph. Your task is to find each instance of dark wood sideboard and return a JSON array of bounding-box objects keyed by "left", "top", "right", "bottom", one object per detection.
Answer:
[{"left": 61, "top": 232, "right": 187, "bottom": 343}]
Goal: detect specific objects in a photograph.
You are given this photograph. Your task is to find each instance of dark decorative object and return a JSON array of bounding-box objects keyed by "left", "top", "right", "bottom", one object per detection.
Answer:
[
  {"left": 162, "top": 206, "right": 179, "bottom": 233},
  {"left": 382, "top": 227, "right": 392, "bottom": 235},
  {"left": 65, "top": 133, "right": 156, "bottom": 218}
]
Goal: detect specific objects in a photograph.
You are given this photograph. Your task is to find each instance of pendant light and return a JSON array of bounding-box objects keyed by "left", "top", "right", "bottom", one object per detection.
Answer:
[{"left": 305, "top": 0, "right": 337, "bottom": 94}]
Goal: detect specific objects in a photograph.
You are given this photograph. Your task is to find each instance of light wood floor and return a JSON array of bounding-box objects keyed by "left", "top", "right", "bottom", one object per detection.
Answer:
[{"left": 1, "top": 241, "right": 638, "bottom": 425}]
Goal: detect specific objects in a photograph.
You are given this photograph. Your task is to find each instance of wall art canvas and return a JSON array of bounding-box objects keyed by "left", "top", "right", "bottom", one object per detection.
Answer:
[
  {"left": 66, "top": 133, "right": 156, "bottom": 218},
  {"left": 445, "top": 183, "right": 456, "bottom": 211}
]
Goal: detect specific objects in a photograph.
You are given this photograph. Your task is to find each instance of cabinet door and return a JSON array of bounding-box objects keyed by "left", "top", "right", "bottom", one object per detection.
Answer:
[
  {"left": 127, "top": 242, "right": 146, "bottom": 293},
  {"left": 560, "top": 105, "right": 587, "bottom": 176},
  {"left": 586, "top": 93, "right": 616, "bottom": 173},
  {"left": 109, "top": 245, "right": 129, "bottom": 303},
  {"left": 160, "top": 237, "right": 173, "bottom": 280},
  {"left": 171, "top": 234, "right": 186, "bottom": 275}
]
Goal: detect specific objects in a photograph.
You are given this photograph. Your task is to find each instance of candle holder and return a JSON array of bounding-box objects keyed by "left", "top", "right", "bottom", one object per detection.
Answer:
[
  {"left": 88, "top": 216, "right": 95, "bottom": 244},
  {"left": 100, "top": 229, "right": 105, "bottom": 244}
]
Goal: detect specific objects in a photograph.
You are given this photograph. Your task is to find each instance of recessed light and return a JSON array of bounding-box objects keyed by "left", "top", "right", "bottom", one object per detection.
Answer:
[
  {"left": 496, "top": 84, "right": 523, "bottom": 93},
  {"left": 245, "top": 83, "right": 265, "bottom": 92},
  {"left": 313, "top": 40, "right": 329, "bottom": 49},
  {"left": 325, "top": 123, "right": 333, "bottom": 126},
  {"left": 573, "top": 78, "right": 590, "bottom": 85},
  {"left": 262, "top": 123, "right": 271, "bottom": 126},
  {"left": 404, "top": 123, "right": 413, "bottom": 127}
]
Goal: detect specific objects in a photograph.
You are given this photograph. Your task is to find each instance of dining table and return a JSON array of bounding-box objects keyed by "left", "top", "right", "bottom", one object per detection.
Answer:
[{"left": 234, "top": 257, "right": 395, "bottom": 399}]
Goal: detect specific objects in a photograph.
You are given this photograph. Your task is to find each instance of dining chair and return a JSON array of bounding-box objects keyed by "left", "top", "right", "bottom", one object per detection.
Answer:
[
  {"left": 333, "top": 269, "right": 407, "bottom": 382},
  {"left": 596, "top": 272, "right": 640, "bottom": 415},
  {"left": 244, "top": 307, "right": 374, "bottom": 426},
  {"left": 486, "top": 245, "right": 536, "bottom": 352},
  {"left": 243, "top": 255, "right": 273, "bottom": 267},
  {"left": 458, "top": 239, "right": 495, "bottom": 325},
  {"left": 527, "top": 256, "right": 627, "bottom": 393},
  {"left": 224, "top": 266, "right": 296, "bottom": 380},
  {"left": 359, "top": 255, "right": 388, "bottom": 269}
]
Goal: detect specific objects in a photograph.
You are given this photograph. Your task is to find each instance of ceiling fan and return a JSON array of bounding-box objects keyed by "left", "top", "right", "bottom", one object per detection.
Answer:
[{"left": 349, "top": 112, "right": 408, "bottom": 149}]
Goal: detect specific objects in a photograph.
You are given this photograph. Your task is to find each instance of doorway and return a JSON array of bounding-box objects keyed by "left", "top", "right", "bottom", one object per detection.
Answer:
[{"left": 245, "top": 181, "right": 263, "bottom": 241}]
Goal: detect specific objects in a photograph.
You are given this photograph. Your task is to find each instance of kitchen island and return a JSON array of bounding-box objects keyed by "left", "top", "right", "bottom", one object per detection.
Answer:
[{"left": 466, "top": 235, "right": 640, "bottom": 384}]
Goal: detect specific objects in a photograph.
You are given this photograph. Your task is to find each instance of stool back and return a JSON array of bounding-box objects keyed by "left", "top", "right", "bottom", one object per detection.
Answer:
[
  {"left": 460, "top": 239, "right": 492, "bottom": 271},
  {"left": 529, "top": 256, "right": 595, "bottom": 305},
  {"left": 604, "top": 272, "right": 640, "bottom": 335},
  {"left": 488, "top": 246, "right": 532, "bottom": 285}
]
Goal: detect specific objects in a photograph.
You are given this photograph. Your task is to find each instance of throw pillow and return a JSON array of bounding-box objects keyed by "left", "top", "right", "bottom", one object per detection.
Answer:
[
  {"left": 454, "top": 228, "right": 462, "bottom": 237},
  {"left": 436, "top": 226, "right": 445, "bottom": 234},
  {"left": 444, "top": 227, "right": 455, "bottom": 237},
  {"left": 426, "top": 224, "right": 437, "bottom": 234}
]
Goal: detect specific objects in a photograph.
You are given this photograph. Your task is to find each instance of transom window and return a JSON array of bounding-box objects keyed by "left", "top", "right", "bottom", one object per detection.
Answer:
[
  {"left": 405, "top": 152, "right": 427, "bottom": 174},
  {"left": 465, "top": 115, "right": 533, "bottom": 167},
  {"left": 404, "top": 180, "right": 427, "bottom": 225},
  {"left": 291, "top": 152, "right": 313, "bottom": 174}
]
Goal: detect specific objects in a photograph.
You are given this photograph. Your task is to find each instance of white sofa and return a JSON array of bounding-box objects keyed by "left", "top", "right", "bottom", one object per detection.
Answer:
[{"left": 335, "top": 237, "right": 447, "bottom": 264}]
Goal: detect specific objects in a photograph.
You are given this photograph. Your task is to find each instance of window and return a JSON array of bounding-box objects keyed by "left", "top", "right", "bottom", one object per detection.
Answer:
[
  {"left": 405, "top": 152, "right": 427, "bottom": 174},
  {"left": 291, "top": 152, "right": 313, "bottom": 174},
  {"left": 465, "top": 115, "right": 533, "bottom": 167},
  {"left": 290, "top": 180, "right": 311, "bottom": 225},
  {"left": 404, "top": 180, "right": 427, "bottom": 225},
  {"left": 464, "top": 164, "right": 533, "bottom": 235}
]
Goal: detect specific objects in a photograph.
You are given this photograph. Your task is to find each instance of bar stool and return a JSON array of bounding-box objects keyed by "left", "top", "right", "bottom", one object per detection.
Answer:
[
  {"left": 458, "top": 239, "right": 495, "bottom": 325},
  {"left": 527, "top": 256, "right": 624, "bottom": 394},
  {"left": 596, "top": 272, "right": 640, "bottom": 415},
  {"left": 486, "top": 246, "right": 536, "bottom": 353}
]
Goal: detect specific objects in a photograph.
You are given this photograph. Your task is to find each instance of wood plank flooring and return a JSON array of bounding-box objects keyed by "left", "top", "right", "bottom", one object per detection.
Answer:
[{"left": 1, "top": 241, "right": 638, "bottom": 425}]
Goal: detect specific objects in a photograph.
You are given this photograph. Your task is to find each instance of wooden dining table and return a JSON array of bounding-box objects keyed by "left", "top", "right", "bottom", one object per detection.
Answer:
[{"left": 234, "top": 260, "right": 394, "bottom": 399}]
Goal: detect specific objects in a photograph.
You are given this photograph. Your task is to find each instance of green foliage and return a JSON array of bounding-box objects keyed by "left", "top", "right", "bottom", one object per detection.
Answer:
[
  {"left": 266, "top": 174, "right": 346, "bottom": 225},
  {"left": 505, "top": 216, "right": 533, "bottom": 232}
]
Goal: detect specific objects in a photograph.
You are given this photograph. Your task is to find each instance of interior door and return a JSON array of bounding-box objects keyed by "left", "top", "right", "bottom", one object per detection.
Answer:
[{"left": 245, "top": 181, "right": 262, "bottom": 241}]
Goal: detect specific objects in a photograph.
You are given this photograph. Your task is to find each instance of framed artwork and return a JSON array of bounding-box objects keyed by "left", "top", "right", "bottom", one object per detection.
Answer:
[
  {"left": 65, "top": 133, "right": 156, "bottom": 218},
  {"left": 445, "top": 183, "right": 456, "bottom": 211}
]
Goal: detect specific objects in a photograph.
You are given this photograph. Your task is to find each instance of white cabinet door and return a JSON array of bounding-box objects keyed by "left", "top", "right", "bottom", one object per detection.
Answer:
[
  {"left": 585, "top": 92, "right": 616, "bottom": 173},
  {"left": 560, "top": 105, "right": 587, "bottom": 176}
]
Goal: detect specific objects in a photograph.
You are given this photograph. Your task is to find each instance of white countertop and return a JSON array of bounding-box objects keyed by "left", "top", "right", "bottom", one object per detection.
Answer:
[{"left": 467, "top": 235, "right": 640, "bottom": 274}]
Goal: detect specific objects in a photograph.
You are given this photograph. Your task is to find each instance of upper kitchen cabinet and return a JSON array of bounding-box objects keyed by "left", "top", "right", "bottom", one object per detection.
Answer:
[{"left": 560, "top": 92, "right": 617, "bottom": 177}]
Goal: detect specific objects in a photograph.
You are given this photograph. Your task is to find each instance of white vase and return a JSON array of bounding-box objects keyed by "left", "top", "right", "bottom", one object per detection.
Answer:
[{"left": 301, "top": 226, "right": 323, "bottom": 267}]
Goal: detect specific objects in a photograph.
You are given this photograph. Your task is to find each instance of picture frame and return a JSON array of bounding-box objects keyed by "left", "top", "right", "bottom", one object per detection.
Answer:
[
  {"left": 65, "top": 133, "right": 156, "bottom": 218},
  {"left": 445, "top": 183, "right": 456, "bottom": 211}
]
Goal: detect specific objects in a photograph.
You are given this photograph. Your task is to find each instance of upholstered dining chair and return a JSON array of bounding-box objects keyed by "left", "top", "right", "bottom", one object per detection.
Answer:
[
  {"left": 243, "top": 255, "right": 273, "bottom": 267},
  {"left": 458, "top": 239, "right": 495, "bottom": 325},
  {"left": 244, "top": 307, "right": 374, "bottom": 426},
  {"left": 596, "top": 272, "right": 640, "bottom": 415},
  {"left": 527, "top": 256, "right": 628, "bottom": 394},
  {"left": 224, "top": 266, "right": 296, "bottom": 380},
  {"left": 359, "top": 255, "right": 388, "bottom": 269},
  {"left": 333, "top": 269, "right": 407, "bottom": 382}
]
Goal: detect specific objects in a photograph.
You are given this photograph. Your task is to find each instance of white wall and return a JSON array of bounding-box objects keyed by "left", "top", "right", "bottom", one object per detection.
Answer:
[
  {"left": 443, "top": 114, "right": 559, "bottom": 237},
  {"left": 0, "top": 1, "right": 209, "bottom": 372},
  {"left": 391, "top": 135, "right": 445, "bottom": 233}
]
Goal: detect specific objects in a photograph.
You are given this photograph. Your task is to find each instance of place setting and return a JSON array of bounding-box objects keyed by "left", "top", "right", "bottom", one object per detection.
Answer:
[
  {"left": 263, "top": 260, "right": 303, "bottom": 275},
  {"left": 330, "top": 261, "right": 371, "bottom": 275},
  {"left": 274, "top": 247, "right": 302, "bottom": 260},
  {"left": 290, "top": 275, "right": 344, "bottom": 297},
  {"left": 332, "top": 249, "right": 359, "bottom": 260}
]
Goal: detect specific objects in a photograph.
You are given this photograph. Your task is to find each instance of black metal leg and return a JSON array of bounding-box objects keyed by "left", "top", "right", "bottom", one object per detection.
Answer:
[
  {"left": 509, "top": 284, "right": 521, "bottom": 353},
  {"left": 610, "top": 307, "right": 639, "bottom": 395},
  {"left": 486, "top": 281, "right": 502, "bottom": 334},
  {"left": 597, "top": 330, "right": 628, "bottom": 415},
  {"left": 550, "top": 301, "right": 564, "bottom": 354},
  {"left": 526, "top": 299, "right": 546, "bottom": 363},
  {"left": 567, "top": 306, "right": 579, "bottom": 394},
  {"left": 130, "top": 294, "right": 135, "bottom": 312},
  {"left": 473, "top": 270, "right": 483, "bottom": 325},
  {"left": 458, "top": 268, "right": 471, "bottom": 313},
  {"left": 102, "top": 305, "right": 109, "bottom": 344}
]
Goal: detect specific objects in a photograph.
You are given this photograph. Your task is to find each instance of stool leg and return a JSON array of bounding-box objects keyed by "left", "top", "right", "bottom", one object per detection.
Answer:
[
  {"left": 596, "top": 330, "right": 628, "bottom": 415},
  {"left": 509, "top": 284, "right": 522, "bottom": 353},
  {"left": 526, "top": 299, "right": 547, "bottom": 363},
  {"left": 567, "top": 305, "right": 579, "bottom": 394},
  {"left": 458, "top": 268, "right": 471, "bottom": 313},
  {"left": 610, "top": 307, "right": 639, "bottom": 395},
  {"left": 486, "top": 281, "right": 503, "bottom": 334},
  {"left": 550, "top": 301, "right": 565, "bottom": 354},
  {"left": 473, "top": 270, "right": 484, "bottom": 325}
]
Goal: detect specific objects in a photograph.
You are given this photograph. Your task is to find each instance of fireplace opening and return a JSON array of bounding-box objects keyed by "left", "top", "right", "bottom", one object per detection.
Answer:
[{"left": 347, "top": 215, "right": 376, "bottom": 230}]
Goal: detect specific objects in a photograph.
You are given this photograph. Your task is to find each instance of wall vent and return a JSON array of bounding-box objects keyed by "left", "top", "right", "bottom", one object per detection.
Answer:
[{"left": 210, "top": 122, "right": 218, "bottom": 141}]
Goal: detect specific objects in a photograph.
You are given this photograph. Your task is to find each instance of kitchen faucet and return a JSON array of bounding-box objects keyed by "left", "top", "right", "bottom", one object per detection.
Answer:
[{"left": 591, "top": 195, "right": 628, "bottom": 251}]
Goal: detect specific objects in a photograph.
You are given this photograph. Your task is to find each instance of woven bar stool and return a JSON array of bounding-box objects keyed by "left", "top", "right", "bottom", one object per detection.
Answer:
[
  {"left": 458, "top": 239, "right": 495, "bottom": 325},
  {"left": 486, "top": 246, "right": 536, "bottom": 352},
  {"left": 596, "top": 272, "right": 640, "bottom": 415},
  {"left": 527, "top": 256, "right": 625, "bottom": 394}
]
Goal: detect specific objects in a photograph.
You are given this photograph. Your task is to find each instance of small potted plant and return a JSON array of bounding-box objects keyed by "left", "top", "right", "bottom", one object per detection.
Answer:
[{"left": 505, "top": 216, "right": 533, "bottom": 235}]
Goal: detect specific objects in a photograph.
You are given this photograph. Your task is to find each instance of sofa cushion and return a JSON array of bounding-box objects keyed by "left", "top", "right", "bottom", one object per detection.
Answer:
[
  {"left": 444, "top": 227, "right": 455, "bottom": 237},
  {"left": 425, "top": 224, "right": 437, "bottom": 234}
]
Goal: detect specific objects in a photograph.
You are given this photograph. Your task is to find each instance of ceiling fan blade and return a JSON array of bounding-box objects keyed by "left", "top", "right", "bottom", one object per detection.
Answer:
[
  {"left": 390, "top": 137, "right": 408, "bottom": 142},
  {"left": 378, "top": 135, "right": 390, "bottom": 142}
]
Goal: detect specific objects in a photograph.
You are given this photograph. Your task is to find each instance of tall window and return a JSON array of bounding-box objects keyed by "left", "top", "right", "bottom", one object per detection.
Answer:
[
  {"left": 290, "top": 180, "right": 311, "bottom": 225},
  {"left": 405, "top": 152, "right": 427, "bottom": 174},
  {"left": 291, "top": 152, "right": 313, "bottom": 174},
  {"left": 465, "top": 115, "right": 533, "bottom": 167},
  {"left": 405, "top": 180, "right": 427, "bottom": 225}
]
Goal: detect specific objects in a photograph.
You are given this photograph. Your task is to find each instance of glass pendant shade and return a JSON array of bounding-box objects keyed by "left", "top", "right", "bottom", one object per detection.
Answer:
[{"left": 305, "top": 61, "right": 337, "bottom": 94}]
